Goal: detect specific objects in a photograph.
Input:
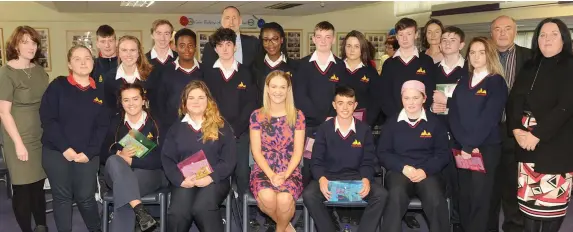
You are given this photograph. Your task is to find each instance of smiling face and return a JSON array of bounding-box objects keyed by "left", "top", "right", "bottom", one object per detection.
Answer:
[
  {"left": 221, "top": 7, "right": 241, "bottom": 33},
  {"left": 215, "top": 40, "right": 235, "bottom": 61},
  {"left": 119, "top": 39, "right": 139, "bottom": 67},
  {"left": 313, "top": 29, "right": 335, "bottom": 53},
  {"left": 152, "top": 24, "right": 172, "bottom": 50},
  {"left": 333, "top": 95, "right": 357, "bottom": 120},
  {"left": 345, "top": 36, "right": 361, "bottom": 61},
  {"left": 426, "top": 23, "right": 442, "bottom": 46},
  {"left": 440, "top": 32, "right": 464, "bottom": 56},
  {"left": 18, "top": 33, "right": 38, "bottom": 60},
  {"left": 401, "top": 88, "right": 425, "bottom": 115},
  {"left": 469, "top": 41, "right": 487, "bottom": 71},
  {"left": 186, "top": 88, "right": 208, "bottom": 116},
  {"left": 266, "top": 75, "right": 288, "bottom": 105},
  {"left": 262, "top": 29, "right": 283, "bottom": 57},
  {"left": 397, "top": 27, "right": 417, "bottom": 49},
  {"left": 176, "top": 35, "right": 196, "bottom": 62},
  {"left": 68, "top": 47, "right": 94, "bottom": 77},
  {"left": 121, "top": 88, "right": 145, "bottom": 117},
  {"left": 538, "top": 22, "right": 563, "bottom": 58}
]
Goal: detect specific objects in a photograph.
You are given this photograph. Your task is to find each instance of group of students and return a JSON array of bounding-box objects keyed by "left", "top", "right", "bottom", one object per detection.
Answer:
[{"left": 1, "top": 4, "right": 573, "bottom": 232}]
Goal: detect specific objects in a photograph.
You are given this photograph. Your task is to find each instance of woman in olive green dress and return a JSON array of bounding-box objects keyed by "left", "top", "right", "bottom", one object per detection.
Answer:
[{"left": 0, "top": 26, "right": 49, "bottom": 232}]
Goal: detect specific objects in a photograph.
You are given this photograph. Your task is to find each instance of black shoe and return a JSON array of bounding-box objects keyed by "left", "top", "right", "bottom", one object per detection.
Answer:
[
  {"left": 34, "top": 225, "right": 48, "bottom": 232},
  {"left": 133, "top": 204, "right": 158, "bottom": 232},
  {"left": 249, "top": 219, "right": 261, "bottom": 232},
  {"left": 404, "top": 214, "right": 420, "bottom": 229}
]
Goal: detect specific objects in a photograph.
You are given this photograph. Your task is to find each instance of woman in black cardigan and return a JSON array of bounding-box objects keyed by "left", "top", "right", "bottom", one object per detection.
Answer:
[{"left": 507, "top": 18, "right": 573, "bottom": 232}]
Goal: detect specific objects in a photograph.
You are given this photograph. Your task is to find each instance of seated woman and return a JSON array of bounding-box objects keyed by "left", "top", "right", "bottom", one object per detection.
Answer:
[
  {"left": 249, "top": 70, "right": 305, "bottom": 232},
  {"left": 104, "top": 82, "right": 167, "bottom": 232},
  {"left": 378, "top": 80, "right": 450, "bottom": 232},
  {"left": 161, "top": 80, "right": 236, "bottom": 232}
]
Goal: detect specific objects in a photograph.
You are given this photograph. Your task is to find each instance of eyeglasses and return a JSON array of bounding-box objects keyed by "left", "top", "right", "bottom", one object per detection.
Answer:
[{"left": 262, "top": 37, "right": 280, "bottom": 45}]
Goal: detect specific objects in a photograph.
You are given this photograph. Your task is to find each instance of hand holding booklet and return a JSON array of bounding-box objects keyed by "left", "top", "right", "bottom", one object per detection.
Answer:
[
  {"left": 118, "top": 130, "right": 157, "bottom": 158},
  {"left": 326, "top": 180, "right": 366, "bottom": 203},
  {"left": 177, "top": 150, "right": 213, "bottom": 180},
  {"left": 451, "top": 149, "right": 486, "bottom": 173}
]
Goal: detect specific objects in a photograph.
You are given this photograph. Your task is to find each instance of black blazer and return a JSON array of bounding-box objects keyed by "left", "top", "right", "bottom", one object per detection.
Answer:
[
  {"left": 514, "top": 45, "right": 532, "bottom": 77},
  {"left": 201, "top": 34, "right": 260, "bottom": 68}
]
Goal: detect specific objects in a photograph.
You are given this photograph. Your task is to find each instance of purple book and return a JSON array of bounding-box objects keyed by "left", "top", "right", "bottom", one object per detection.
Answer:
[{"left": 177, "top": 150, "right": 213, "bottom": 180}]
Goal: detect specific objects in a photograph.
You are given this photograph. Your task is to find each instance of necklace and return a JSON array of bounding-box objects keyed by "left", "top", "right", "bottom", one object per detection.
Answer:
[{"left": 21, "top": 65, "right": 32, "bottom": 78}]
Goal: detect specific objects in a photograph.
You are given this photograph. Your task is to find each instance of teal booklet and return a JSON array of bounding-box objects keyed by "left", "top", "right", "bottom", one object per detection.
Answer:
[
  {"left": 118, "top": 130, "right": 157, "bottom": 158},
  {"left": 327, "top": 180, "right": 366, "bottom": 203}
]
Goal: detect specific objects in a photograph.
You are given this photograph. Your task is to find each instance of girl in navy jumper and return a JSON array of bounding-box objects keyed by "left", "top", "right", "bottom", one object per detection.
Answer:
[
  {"left": 103, "top": 36, "right": 153, "bottom": 116},
  {"left": 156, "top": 28, "right": 203, "bottom": 135},
  {"left": 103, "top": 83, "right": 168, "bottom": 232},
  {"left": 202, "top": 28, "right": 257, "bottom": 204},
  {"left": 161, "top": 80, "right": 236, "bottom": 232},
  {"left": 252, "top": 22, "right": 298, "bottom": 106},
  {"left": 40, "top": 45, "right": 109, "bottom": 232},
  {"left": 449, "top": 37, "right": 508, "bottom": 232},
  {"left": 340, "top": 30, "right": 380, "bottom": 126},
  {"left": 378, "top": 80, "right": 450, "bottom": 232}
]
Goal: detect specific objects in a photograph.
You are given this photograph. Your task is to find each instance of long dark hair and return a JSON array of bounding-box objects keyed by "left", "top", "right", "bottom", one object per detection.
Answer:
[
  {"left": 530, "top": 18, "right": 573, "bottom": 63},
  {"left": 340, "top": 30, "right": 372, "bottom": 65},
  {"left": 421, "top": 18, "right": 444, "bottom": 50}
]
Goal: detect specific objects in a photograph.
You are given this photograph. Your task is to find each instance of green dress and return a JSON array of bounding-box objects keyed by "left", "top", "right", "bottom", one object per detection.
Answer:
[{"left": 0, "top": 65, "right": 49, "bottom": 185}]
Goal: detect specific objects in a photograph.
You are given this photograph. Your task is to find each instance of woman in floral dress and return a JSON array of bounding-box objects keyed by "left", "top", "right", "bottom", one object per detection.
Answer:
[{"left": 250, "top": 70, "right": 305, "bottom": 232}]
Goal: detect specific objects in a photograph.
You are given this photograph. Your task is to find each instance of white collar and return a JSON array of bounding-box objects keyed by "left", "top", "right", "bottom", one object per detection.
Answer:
[
  {"left": 309, "top": 51, "right": 337, "bottom": 64},
  {"left": 124, "top": 111, "right": 147, "bottom": 129},
  {"left": 181, "top": 114, "right": 203, "bottom": 131},
  {"left": 150, "top": 47, "right": 174, "bottom": 60},
  {"left": 473, "top": 70, "right": 489, "bottom": 80},
  {"left": 393, "top": 47, "right": 420, "bottom": 59},
  {"left": 115, "top": 64, "right": 141, "bottom": 82},
  {"left": 439, "top": 54, "right": 465, "bottom": 70},
  {"left": 264, "top": 53, "right": 287, "bottom": 67},
  {"left": 213, "top": 58, "right": 239, "bottom": 72},
  {"left": 344, "top": 59, "right": 365, "bottom": 71},
  {"left": 334, "top": 116, "right": 356, "bottom": 136},
  {"left": 174, "top": 57, "right": 200, "bottom": 71},
  {"left": 397, "top": 108, "right": 428, "bottom": 126}
]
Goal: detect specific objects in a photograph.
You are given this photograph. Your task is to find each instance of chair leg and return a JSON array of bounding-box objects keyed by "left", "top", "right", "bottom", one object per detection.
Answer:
[
  {"left": 6, "top": 173, "right": 12, "bottom": 199},
  {"left": 225, "top": 193, "right": 231, "bottom": 232},
  {"left": 310, "top": 217, "right": 315, "bottom": 232},
  {"left": 242, "top": 194, "right": 248, "bottom": 232},
  {"left": 102, "top": 200, "right": 109, "bottom": 232},
  {"left": 160, "top": 193, "right": 167, "bottom": 232},
  {"left": 303, "top": 206, "right": 309, "bottom": 232}
]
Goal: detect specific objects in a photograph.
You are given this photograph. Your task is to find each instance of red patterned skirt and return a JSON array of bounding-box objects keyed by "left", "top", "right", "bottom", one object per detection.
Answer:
[{"left": 517, "top": 162, "right": 573, "bottom": 220}]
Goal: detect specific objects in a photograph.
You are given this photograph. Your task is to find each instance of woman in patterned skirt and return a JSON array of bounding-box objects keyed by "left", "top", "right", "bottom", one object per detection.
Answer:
[
  {"left": 508, "top": 18, "right": 573, "bottom": 232},
  {"left": 249, "top": 70, "right": 305, "bottom": 232}
]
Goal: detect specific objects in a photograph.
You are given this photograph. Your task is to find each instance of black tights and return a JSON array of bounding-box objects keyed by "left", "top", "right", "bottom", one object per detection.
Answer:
[
  {"left": 12, "top": 179, "right": 47, "bottom": 232},
  {"left": 523, "top": 216, "right": 565, "bottom": 232}
]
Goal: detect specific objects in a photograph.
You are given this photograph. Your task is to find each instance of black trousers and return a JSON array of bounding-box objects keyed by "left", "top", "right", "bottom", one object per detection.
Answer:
[
  {"left": 12, "top": 179, "right": 47, "bottom": 232},
  {"left": 234, "top": 132, "right": 250, "bottom": 196},
  {"left": 488, "top": 123, "right": 523, "bottom": 232},
  {"left": 444, "top": 138, "right": 461, "bottom": 224},
  {"left": 167, "top": 180, "right": 230, "bottom": 232},
  {"left": 382, "top": 172, "right": 450, "bottom": 232},
  {"left": 523, "top": 217, "right": 565, "bottom": 232},
  {"left": 303, "top": 180, "right": 387, "bottom": 232},
  {"left": 302, "top": 126, "right": 319, "bottom": 188},
  {"left": 458, "top": 144, "right": 501, "bottom": 232},
  {"left": 42, "top": 148, "right": 101, "bottom": 232},
  {"left": 104, "top": 155, "right": 167, "bottom": 232}
]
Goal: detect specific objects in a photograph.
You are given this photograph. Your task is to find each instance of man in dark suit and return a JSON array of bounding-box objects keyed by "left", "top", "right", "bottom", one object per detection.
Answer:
[
  {"left": 201, "top": 6, "right": 260, "bottom": 67},
  {"left": 487, "top": 15, "right": 532, "bottom": 232}
]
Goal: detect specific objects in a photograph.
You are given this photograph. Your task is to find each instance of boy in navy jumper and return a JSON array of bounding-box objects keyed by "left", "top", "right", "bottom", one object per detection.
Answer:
[
  {"left": 157, "top": 28, "right": 203, "bottom": 135},
  {"left": 378, "top": 80, "right": 450, "bottom": 232},
  {"left": 202, "top": 27, "right": 257, "bottom": 203},
  {"left": 379, "top": 18, "right": 436, "bottom": 117},
  {"left": 431, "top": 26, "right": 468, "bottom": 228},
  {"left": 91, "top": 25, "right": 118, "bottom": 83},
  {"left": 449, "top": 37, "right": 508, "bottom": 232},
  {"left": 303, "top": 86, "right": 387, "bottom": 232}
]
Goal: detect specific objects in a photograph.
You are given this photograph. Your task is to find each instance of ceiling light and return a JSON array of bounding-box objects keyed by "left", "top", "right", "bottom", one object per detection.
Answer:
[{"left": 120, "top": 1, "right": 155, "bottom": 8}]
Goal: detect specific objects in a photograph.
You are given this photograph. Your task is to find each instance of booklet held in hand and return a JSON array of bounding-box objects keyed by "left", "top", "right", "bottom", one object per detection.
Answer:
[{"left": 177, "top": 150, "right": 213, "bottom": 180}]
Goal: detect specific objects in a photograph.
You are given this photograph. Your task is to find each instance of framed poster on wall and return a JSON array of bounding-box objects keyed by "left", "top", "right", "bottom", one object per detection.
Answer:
[
  {"left": 365, "top": 32, "right": 387, "bottom": 71},
  {"left": 307, "top": 32, "right": 315, "bottom": 55},
  {"left": 34, "top": 28, "right": 51, "bottom": 71},
  {"left": 197, "top": 31, "right": 214, "bottom": 60},
  {"left": 66, "top": 30, "right": 97, "bottom": 58},
  {"left": 0, "top": 28, "right": 4, "bottom": 67},
  {"left": 336, "top": 32, "right": 348, "bottom": 57},
  {"left": 285, "top": 29, "right": 302, "bottom": 59}
]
